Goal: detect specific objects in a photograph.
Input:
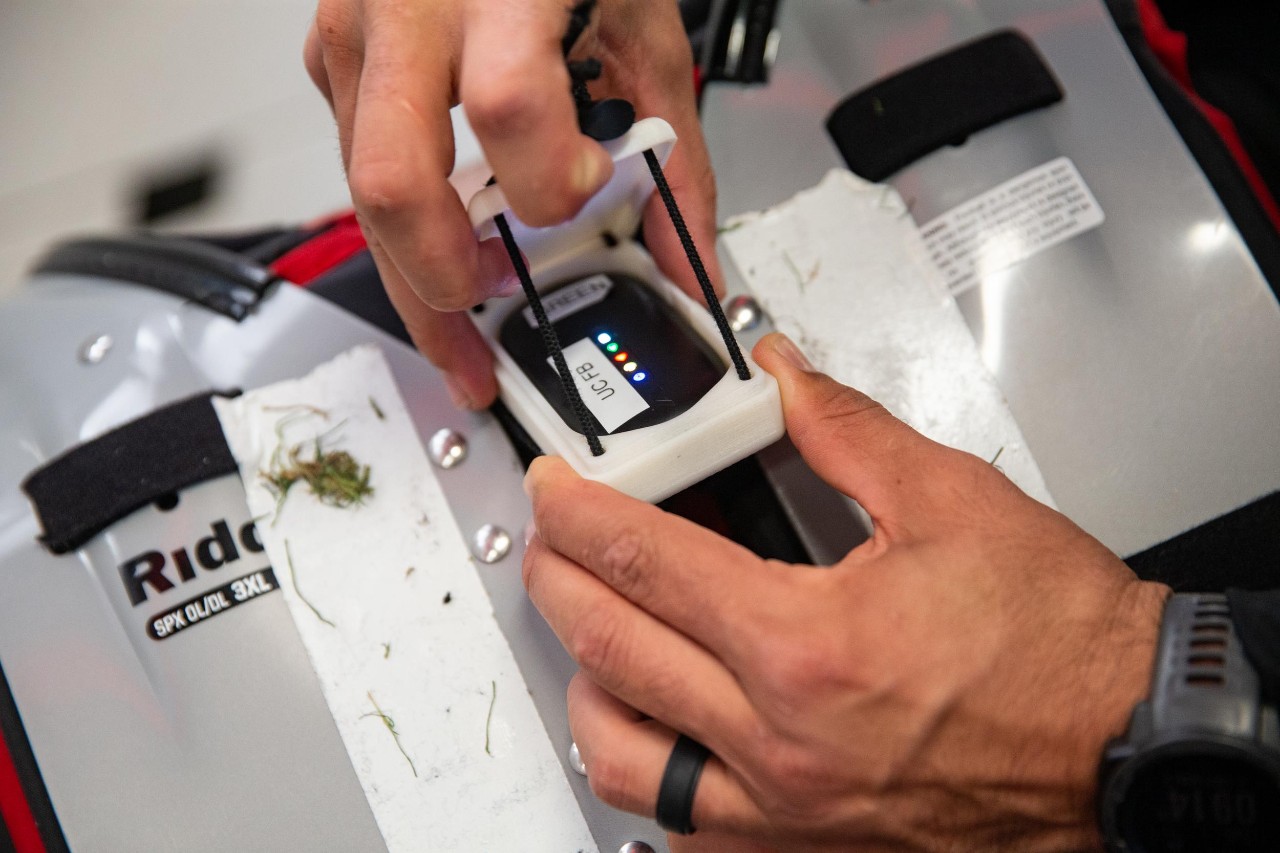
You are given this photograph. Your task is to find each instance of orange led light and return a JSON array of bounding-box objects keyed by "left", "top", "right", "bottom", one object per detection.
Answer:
[{"left": 613, "top": 352, "right": 628, "bottom": 362}]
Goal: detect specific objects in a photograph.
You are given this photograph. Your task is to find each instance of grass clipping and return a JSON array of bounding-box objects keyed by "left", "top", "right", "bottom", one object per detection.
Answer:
[{"left": 261, "top": 408, "right": 373, "bottom": 520}]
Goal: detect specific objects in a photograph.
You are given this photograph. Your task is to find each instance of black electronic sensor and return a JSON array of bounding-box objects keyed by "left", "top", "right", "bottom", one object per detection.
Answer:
[
  {"left": 467, "top": 116, "right": 783, "bottom": 503},
  {"left": 499, "top": 272, "right": 726, "bottom": 436}
]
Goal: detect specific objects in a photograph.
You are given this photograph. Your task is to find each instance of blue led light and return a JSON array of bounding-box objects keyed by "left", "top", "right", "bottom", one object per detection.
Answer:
[
  {"left": 632, "top": 372, "right": 646, "bottom": 382},
  {"left": 597, "top": 333, "right": 612, "bottom": 344}
]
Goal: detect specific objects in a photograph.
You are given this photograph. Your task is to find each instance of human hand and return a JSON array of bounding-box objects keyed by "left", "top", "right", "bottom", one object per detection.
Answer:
[
  {"left": 522, "top": 332, "right": 1171, "bottom": 851},
  {"left": 304, "top": 0, "right": 720, "bottom": 409}
]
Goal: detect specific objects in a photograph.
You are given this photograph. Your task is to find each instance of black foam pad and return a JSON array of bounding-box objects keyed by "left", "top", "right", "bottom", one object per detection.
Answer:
[
  {"left": 827, "top": 29, "right": 1063, "bottom": 181},
  {"left": 22, "top": 392, "right": 239, "bottom": 554}
]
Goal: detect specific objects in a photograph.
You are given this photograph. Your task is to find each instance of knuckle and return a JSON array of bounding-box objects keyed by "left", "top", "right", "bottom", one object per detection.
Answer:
[
  {"left": 594, "top": 527, "right": 652, "bottom": 600},
  {"left": 463, "top": 74, "right": 545, "bottom": 141},
  {"left": 585, "top": 754, "right": 637, "bottom": 809},
  {"left": 314, "top": 0, "right": 357, "bottom": 55},
  {"left": 568, "top": 610, "right": 629, "bottom": 676},
  {"left": 348, "top": 159, "right": 412, "bottom": 219},
  {"left": 751, "top": 735, "right": 838, "bottom": 822},
  {"left": 759, "top": 633, "right": 845, "bottom": 702}
]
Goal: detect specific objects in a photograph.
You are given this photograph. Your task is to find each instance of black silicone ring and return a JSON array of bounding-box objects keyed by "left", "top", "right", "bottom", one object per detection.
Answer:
[{"left": 655, "top": 735, "right": 711, "bottom": 835}]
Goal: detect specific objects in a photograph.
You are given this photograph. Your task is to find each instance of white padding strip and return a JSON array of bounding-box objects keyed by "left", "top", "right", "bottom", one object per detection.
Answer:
[
  {"left": 214, "top": 345, "right": 593, "bottom": 852},
  {"left": 721, "top": 169, "right": 1055, "bottom": 507}
]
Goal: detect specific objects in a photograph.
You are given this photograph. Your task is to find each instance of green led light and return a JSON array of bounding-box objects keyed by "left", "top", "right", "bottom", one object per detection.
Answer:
[{"left": 606, "top": 342, "right": 619, "bottom": 353}]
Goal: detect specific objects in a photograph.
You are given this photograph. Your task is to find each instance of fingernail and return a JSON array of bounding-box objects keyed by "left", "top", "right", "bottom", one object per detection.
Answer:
[
  {"left": 523, "top": 518, "right": 537, "bottom": 546},
  {"left": 445, "top": 376, "right": 476, "bottom": 410},
  {"left": 571, "top": 147, "right": 611, "bottom": 197},
  {"left": 771, "top": 333, "right": 816, "bottom": 372},
  {"left": 522, "top": 458, "right": 545, "bottom": 498},
  {"left": 491, "top": 275, "right": 520, "bottom": 299},
  {"left": 523, "top": 456, "right": 571, "bottom": 499},
  {"left": 478, "top": 238, "right": 521, "bottom": 298}
]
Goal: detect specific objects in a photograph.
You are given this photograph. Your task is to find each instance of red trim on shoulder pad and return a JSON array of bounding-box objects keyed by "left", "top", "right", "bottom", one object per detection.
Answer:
[
  {"left": 0, "top": 728, "right": 45, "bottom": 853},
  {"left": 270, "top": 211, "right": 368, "bottom": 286},
  {"left": 1137, "top": 0, "right": 1280, "bottom": 231}
]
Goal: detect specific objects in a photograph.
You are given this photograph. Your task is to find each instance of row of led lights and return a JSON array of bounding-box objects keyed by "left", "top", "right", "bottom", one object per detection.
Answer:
[{"left": 596, "top": 333, "right": 646, "bottom": 382}]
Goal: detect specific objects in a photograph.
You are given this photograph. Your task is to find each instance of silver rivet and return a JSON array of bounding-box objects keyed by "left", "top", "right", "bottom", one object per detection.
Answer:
[
  {"left": 568, "top": 741, "right": 587, "bottom": 776},
  {"left": 428, "top": 428, "right": 468, "bottom": 469},
  {"left": 471, "top": 524, "right": 511, "bottom": 564},
  {"left": 725, "top": 295, "right": 764, "bottom": 332},
  {"left": 618, "top": 843, "right": 656, "bottom": 853},
  {"left": 79, "top": 334, "right": 113, "bottom": 364}
]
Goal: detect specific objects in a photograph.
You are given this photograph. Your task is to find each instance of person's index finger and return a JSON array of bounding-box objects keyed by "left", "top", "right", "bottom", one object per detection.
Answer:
[
  {"left": 525, "top": 457, "right": 771, "bottom": 666},
  {"left": 347, "top": 6, "right": 502, "bottom": 311},
  {"left": 460, "top": 0, "right": 613, "bottom": 228}
]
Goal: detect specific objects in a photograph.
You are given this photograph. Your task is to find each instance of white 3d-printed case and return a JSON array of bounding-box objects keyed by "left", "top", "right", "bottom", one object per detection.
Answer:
[{"left": 467, "top": 118, "right": 783, "bottom": 503}]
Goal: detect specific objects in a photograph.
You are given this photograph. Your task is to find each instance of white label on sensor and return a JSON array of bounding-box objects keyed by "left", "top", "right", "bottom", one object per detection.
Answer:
[
  {"left": 524, "top": 274, "right": 613, "bottom": 328},
  {"left": 549, "top": 338, "right": 649, "bottom": 433},
  {"left": 920, "top": 157, "right": 1104, "bottom": 296}
]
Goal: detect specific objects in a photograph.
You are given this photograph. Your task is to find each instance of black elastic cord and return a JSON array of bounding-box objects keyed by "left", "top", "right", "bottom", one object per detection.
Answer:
[
  {"left": 493, "top": 212, "right": 605, "bottom": 457},
  {"left": 643, "top": 149, "right": 751, "bottom": 381},
  {"left": 561, "top": 0, "right": 596, "bottom": 55}
]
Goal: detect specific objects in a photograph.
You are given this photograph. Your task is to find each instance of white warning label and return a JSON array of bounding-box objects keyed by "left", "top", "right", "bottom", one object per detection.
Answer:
[
  {"left": 920, "top": 157, "right": 1104, "bottom": 295},
  {"left": 551, "top": 338, "right": 649, "bottom": 433}
]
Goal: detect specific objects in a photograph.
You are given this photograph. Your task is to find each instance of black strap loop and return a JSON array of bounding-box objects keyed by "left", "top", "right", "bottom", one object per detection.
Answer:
[
  {"left": 827, "top": 29, "right": 1063, "bottom": 181},
  {"left": 22, "top": 392, "right": 241, "bottom": 554},
  {"left": 33, "top": 235, "right": 275, "bottom": 321}
]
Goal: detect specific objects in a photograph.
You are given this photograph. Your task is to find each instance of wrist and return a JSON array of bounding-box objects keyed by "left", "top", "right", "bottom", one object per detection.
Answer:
[
  {"left": 1073, "top": 580, "right": 1172, "bottom": 849},
  {"left": 984, "top": 579, "right": 1169, "bottom": 853},
  {"left": 1087, "top": 580, "right": 1173, "bottom": 743}
]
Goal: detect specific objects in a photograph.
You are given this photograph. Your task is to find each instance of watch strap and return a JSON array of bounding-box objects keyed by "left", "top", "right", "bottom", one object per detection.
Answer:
[
  {"left": 1100, "top": 593, "right": 1280, "bottom": 851},
  {"left": 1148, "top": 593, "right": 1262, "bottom": 740}
]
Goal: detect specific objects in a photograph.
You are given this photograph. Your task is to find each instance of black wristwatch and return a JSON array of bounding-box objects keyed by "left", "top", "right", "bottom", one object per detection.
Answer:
[{"left": 1099, "top": 593, "right": 1280, "bottom": 852}]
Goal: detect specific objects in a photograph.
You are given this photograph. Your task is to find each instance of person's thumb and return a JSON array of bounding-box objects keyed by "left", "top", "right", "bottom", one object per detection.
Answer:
[{"left": 753, "top": 333, "right": 947, "bottom": 530}]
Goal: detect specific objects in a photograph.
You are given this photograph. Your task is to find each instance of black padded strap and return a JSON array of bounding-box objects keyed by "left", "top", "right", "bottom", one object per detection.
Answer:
[
  {"left": 1226, "top": 588, "right": 1280, "bottom": 706},
  {"left": 32, "top": 234, "right": 276, "bottom": 321},
  {"left": 22, "top": 392, "right": 240, "bottom": 554},
  {"left": 826, "top": 29, "right": 1064, "bottom": 182},
  {"left": 1126, "top": 491, "right": 1280, "bottom": 592}
]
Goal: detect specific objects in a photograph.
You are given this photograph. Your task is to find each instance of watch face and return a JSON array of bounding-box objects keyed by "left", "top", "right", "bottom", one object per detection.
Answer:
[{"left": 1119, "top": 753, "right": 1280, "bottom": 853}]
